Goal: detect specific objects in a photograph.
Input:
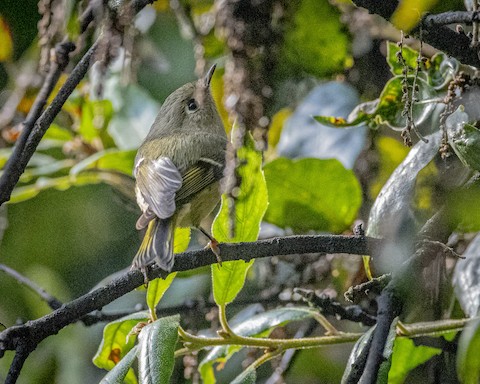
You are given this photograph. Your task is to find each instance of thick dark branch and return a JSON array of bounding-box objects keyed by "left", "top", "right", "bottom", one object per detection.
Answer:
[
  {"left": 351, "top": 0, "right": 480, "bottom": 67},
  {"left": 0, "top": 264, "right": 62, "bottom": 310},
  {"left": 423, "top": 11, "right": 480, "bottom": 27},
  {"left": 0, "top": 235, "right": 381, "bottom": 356},
  {"left": 0, "top": 42, "right": 75, "bottom": 205}
]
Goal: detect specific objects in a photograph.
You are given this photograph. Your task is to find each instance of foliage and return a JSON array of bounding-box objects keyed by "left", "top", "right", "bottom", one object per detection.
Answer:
[{"left": 2, "top": 0, "right": 480, "bottom": 383}]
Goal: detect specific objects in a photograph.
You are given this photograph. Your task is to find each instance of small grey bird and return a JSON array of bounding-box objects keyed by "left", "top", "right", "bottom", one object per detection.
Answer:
[{"left": 132, "top": 64, "right": 227, "bottom": 273}]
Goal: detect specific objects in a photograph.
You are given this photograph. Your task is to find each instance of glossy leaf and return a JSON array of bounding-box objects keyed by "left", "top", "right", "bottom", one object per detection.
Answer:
[
  {"left": 264, "top": 157, "right": 362, "bottom": 233},
  {"left": 367, "top": 131, "right": 441, "bottom": 239},
  {"left": 231, "top": 366, "right": 256, "bottom": 384},
  {"left": 99, "top": 345, "right": 139, "bottom": 384},
  {"left": 279, "top": 82, "right": 366, "bottom": 169},
  {"left": 199, "top": 307, "right": 316, "bottom": 382},
  {"left": 342, "top": 326, "right": 375, "bottom": 383},
  {"left": 453, "top": 233, "right": 480, "bottom": 317},
  {"left": 457, "top": 318, "right": 480, "bottom": 384},
  {"left": 211, "top": 134, "right": 267, "bottom": 305},
  {"left": 137, "top": 315, "right": 180, "bottom": 384},
  {"left": 93, "top": 312, "right": 149, "bottom": 383},
  {"left": 281, "top": 0, "right": 351, "bottom": 77},
  {"left": 70, "top": 149, "right": 136, "bottom": 176},
  {"left": 146, "top": 273, "right": 177, "bottom": 320}
]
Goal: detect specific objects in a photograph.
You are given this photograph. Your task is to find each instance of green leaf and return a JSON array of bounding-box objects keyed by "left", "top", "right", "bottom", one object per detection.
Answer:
[
  {"left": 9, "top": 171, "right": 134, "bottom": 203},
  {"left": 457, "top": 318, "right": 480, "bottom": 384},
  {"left": 199, "top": 307, "right": 316, "bottom": 382},
  {"left": 137, "top": 315, "right": 180, "bottom": 384},
  {"left": 230, "top": 366, "right": 256, "bottom": 384},
  {"left": 315, "top": 76, "right": 438, "bottom": 130},
  {"left": 70, "top": 149, "right": 136, "bottom": 176},
  {"left": 264, "top": 158, "right": 361, "bottom": 233},
  {"left": 447, "top": 185, "right": 480, "bottom": 232},
  {"left": 79, "top": 99, "right": 115, "bottom": 147},
  {"left": 450, "top": 122, "right": 480, "bottom": 172},
  {"left": 99, "top": 345, "right": 139, "bottom": 384},
  {"left": 43, "top": 123, "right": 74, "bottom": 142},
  {"left": 93, "top": 312, "right": 148, "bottom": 382},
  {"left": 281, "top": 0, "right": 351, "bottom": 78},
  {"left": 387, "top": 337, "right": 444, "bottom": 383},
  {"left": 386, "top": 41, "right": 419, "bottom": 76},
  {"left": 211, "top": 134, "right": 268, "bottom": 305},
  {"left": 211, "top": 260, "right": 253, "bottom": 306},
  {"left": 146, "top": 273, "right": 177, "bottom": 320}
]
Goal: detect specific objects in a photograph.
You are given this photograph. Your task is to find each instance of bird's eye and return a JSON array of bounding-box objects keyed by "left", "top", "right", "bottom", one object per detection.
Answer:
[{"left": 186, "top": 98, "right": 198, "bottom": 112}]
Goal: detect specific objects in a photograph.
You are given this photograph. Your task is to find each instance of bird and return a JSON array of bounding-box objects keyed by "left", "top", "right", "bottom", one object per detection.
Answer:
[{"left": 132, "top": 64, "right": 227, "bottom": 274}]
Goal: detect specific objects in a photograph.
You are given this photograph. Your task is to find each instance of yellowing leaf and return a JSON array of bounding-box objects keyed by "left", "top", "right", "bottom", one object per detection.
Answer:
[
  {"left": 0, "top": 16, "right": 13, "bottom": 62},
  {"left": 268, "top": 108, "right": 292, "bottom": 149},
  {"left": 153, "top": 0, "right": 169, "bottom": 11},
  {"left": 370, "top": 136, "right": 409, "bottom": 199},
  {"left": 391, "top": 0, "right": 439, "bottom": 32},
  {"left": 210, "top": 67, "right": 231, "bottom": 134}
]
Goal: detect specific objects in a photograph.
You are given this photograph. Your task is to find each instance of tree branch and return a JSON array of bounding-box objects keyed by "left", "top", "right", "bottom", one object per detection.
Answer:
[
  {"left": 0, "top": 235, "right": 381, "bottom": 360},
  {"left": 0, "top": 0, "right": 157, "bottom": 206},
  {"left": 0, "top": 264, "right": 63, "bottom": 310},
  {"left": 351, "top": 0, "right": 480, "bottom": 67}
]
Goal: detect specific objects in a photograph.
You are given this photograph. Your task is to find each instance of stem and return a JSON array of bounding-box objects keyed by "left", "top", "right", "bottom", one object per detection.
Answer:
[
  {"left": 218, "top": 304, "right": 235, "bottom": 336},
  {"left": 312, "top": 313, "right": 338, "bottom": 335}
]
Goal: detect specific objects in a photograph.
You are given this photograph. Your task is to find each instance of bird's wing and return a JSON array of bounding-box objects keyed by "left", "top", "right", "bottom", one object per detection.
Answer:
[
  {"left": 134, "top": 156, "right": 183, "bottom": 219},
  {"left": 175, "top": 151, "right": 225, "bottom": 205}
]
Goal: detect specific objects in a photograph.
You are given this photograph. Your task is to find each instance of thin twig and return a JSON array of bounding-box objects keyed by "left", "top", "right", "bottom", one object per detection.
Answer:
[{"left": 0, "top": 264, "right": 63, "bottom": 310}]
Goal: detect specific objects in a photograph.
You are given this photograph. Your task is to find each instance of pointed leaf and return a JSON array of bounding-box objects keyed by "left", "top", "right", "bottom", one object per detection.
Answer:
[
  {"left": 211, "top": 134, "right": 267, "bottom": 305},
  {"left": 146, "top": 273, "right": 177, "bottom": 320},
  {"left": 137, "top": 315, "right": 180, "bottom": 384},
  {"left": 367, "top": 131, "right": 441, "bottom": 239},
  {"left": 93, "top": 312, "right": 148, "bottom": 378},
  {"left": 70, "top": 149, "right": 136, "bottom": 176}
]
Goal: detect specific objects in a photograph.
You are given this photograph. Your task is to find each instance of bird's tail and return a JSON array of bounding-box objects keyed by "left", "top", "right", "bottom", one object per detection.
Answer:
[{"left": 132, "top": 217, "right": 175, "bottom": 272}]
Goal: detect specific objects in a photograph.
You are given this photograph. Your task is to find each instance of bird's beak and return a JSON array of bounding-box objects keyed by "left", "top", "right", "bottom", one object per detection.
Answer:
[{"left": 204, "top": 64, "right": 216, "bottom": 88}]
